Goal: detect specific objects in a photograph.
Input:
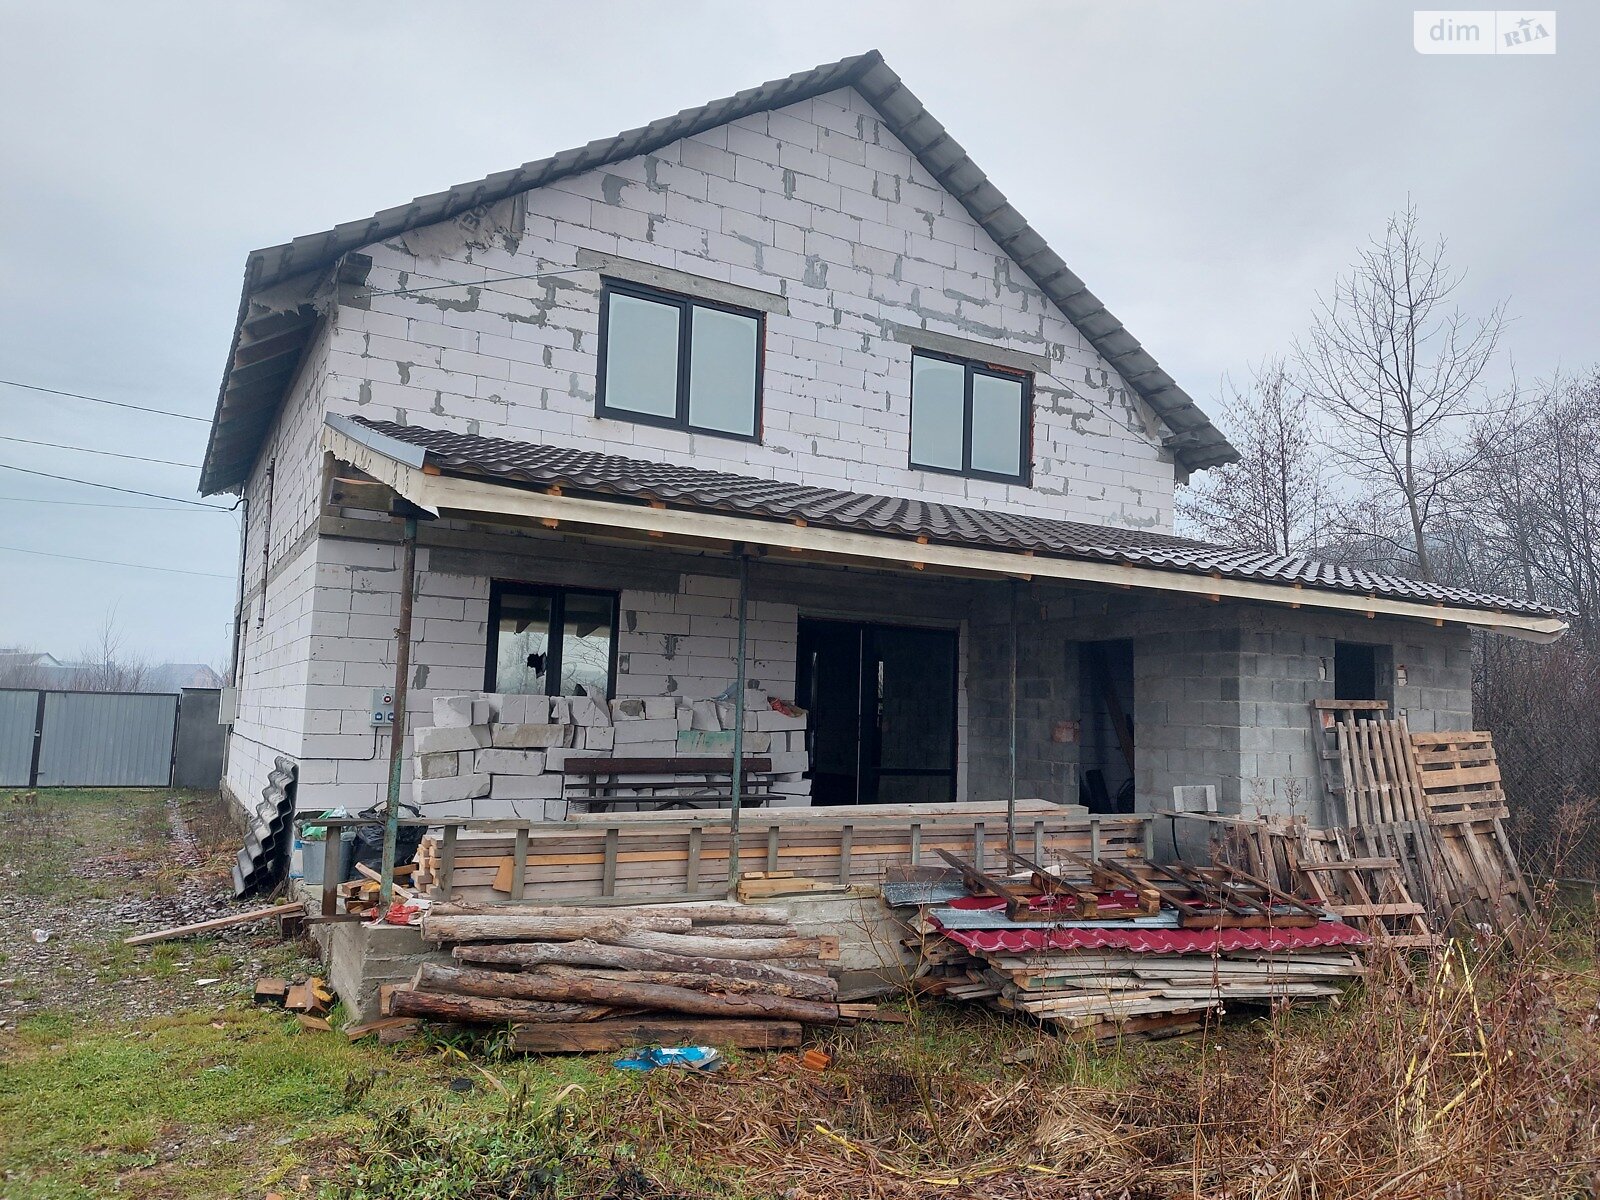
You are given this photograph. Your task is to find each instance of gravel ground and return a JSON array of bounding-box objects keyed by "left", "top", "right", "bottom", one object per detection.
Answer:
[{"left": 0, "top": 790, "right": 319, "bottom": 1030}]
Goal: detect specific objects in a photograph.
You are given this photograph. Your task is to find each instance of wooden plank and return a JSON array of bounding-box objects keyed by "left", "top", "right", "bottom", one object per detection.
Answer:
[
  {"left": 124, "top": 902, "right": 305, "bottom": 946},
  {"left": 1313, "top": 698, "right": 1390, "bottom": 710},
  {"left": 510, "top": 827, "right": 529, "bottom": 901},
  {"left": 685, "top": 825, "right": 702, "bottom": 895},
  {"left": 602, "top": 826, "right": 619, "bottom": 897},
  {"left": 837, "top": 823, "right": 852, "bottom": 887},
  {"left": 511, "top": 1018, "right": 803, "bottom": 1053},
  {"left": 563, "top": 756, "right": 773, "bottom": 775},
  {"left": 438, "top": 825, "right": 458, "bottom": 898}
]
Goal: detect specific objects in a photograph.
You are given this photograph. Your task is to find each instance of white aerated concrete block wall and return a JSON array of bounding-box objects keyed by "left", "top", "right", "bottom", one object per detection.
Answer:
[
  {"left": 324, "top": 86, "right": 1176, "bottom": 530},
  {"left": 409, "top": 687, "right": 811, "bottom": 821}
]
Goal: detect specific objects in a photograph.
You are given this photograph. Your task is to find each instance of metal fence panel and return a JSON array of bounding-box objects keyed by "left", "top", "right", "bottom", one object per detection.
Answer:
[
  {"left": 35, "top": 692, "right": 177, "bottom": 787},
  {"left": 0, "top": 689, "right": 38, "bottom": 786}
]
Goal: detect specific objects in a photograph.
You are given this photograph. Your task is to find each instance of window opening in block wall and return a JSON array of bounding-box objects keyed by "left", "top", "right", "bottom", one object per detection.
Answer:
[
  {"left": 909, "top": 349, "right": 1032, "bottom": 484},
  {"left": 1333, "top": 641, "right": 1393, "bottom": 712},
  {"left": 595, "top": 278, "right": 764, "bottom": 440},
  {"left": 1078, "top": 639, "right": 1135, "bottom": 814},
  {"left": 486, "top": 583, "right": 619, "bottom": 699}
]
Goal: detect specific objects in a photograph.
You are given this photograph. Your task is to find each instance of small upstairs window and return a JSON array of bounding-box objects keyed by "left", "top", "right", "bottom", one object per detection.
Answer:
[
  {"left": 596, "top": 280, "right": 762, "bottom": 440},
  {"left": 909, "top": 350, "right": 1031, "bottom": 483}
]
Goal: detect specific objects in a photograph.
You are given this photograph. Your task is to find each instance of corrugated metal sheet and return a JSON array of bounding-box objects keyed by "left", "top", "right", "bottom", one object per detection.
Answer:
[
  {"left": 934, "top": 921, "right": 1368, "bottom": 956},
  {"left": 346, "top": 416, "right": 1567, "bottom": 619},
  {"left": 201, "top": 50, "right": 1238, "bottom": 494},
  {"left": 0, "top": 689, "right": 38, "bottom": 786},
  {"left": 35, "top": 692, "right": 177, "bottom": 787}
]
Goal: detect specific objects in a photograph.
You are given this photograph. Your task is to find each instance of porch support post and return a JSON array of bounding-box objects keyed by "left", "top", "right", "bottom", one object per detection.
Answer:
[
  {"left": 379, "top": 515, "right": 419, "bottom": 909},
  {"left": 727, "top": 545, "right": 750, "bottom": 892},
  {"left": 1007, "top": 579, "right": 1019, "bottom": 856}
]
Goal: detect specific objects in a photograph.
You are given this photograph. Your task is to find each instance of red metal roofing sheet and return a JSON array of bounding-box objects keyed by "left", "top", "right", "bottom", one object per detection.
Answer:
[{"left": 934, "top": 920, "right": 1369, "bottom": 956}]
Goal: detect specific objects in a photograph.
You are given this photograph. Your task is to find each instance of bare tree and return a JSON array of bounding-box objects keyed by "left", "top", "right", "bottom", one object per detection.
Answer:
[
  {"left": 75, "top": 608, "right": 147, "bottom": 693},
  {"left": 1178, "top": 359, "right": 1329, "bottom": 555},
  {"left": 1296, "top": 204, "right": 1507, "bottom": 580}
]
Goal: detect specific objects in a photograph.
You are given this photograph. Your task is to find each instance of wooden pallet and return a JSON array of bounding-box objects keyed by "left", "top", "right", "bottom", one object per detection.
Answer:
[{"left": 1411, "top": 731, "right": 1535, "bottom": 937}]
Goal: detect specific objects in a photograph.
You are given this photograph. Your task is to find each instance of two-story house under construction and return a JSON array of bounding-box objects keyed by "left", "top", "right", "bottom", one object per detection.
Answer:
[{"left": 200, "top": 51, "right": 1565, "bottom": 846}]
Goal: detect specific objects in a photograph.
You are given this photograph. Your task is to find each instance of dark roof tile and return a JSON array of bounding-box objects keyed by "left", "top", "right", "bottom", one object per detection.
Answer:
[{"left": 347, "top": 416, "right": 1565, "bottom": 620}]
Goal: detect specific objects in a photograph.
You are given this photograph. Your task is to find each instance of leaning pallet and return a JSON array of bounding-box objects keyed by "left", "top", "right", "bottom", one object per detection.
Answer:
[
  {"left": 1410, "top": 730, "right": 1536, "bottom": 938},
  {"left": 383, "top": 901, "right": 859, "bottom": 1053}
]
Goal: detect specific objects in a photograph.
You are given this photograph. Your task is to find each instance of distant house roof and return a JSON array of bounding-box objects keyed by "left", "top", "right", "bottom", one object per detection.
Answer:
[
  {"left": 333, "top": 415, "right": 1567, "bottom": 626},
  {"left": 200, "top": 49, "right": 1238, "bottom": 495}
]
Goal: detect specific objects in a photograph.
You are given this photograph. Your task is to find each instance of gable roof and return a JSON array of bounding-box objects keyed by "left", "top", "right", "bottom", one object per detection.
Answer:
[
  {"left": 331, "top": 414, "right": 1567, "bottom": 633},
  {"left": 201, "top": 50, "right": 1238, "bottom": 494}
]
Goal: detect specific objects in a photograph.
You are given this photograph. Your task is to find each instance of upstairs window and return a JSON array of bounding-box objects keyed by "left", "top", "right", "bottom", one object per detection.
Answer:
[
  {"left": 909, "top": 350, "right": 1032, "bottom": 483},
  {"left": 486, "top": 583, "right": 619, "bottom": 698},
  {"left": 596, "top": 280, "right": 762, "bottom": 440}
]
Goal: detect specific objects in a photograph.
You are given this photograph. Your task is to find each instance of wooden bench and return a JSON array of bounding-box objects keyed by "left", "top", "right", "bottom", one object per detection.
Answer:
[{"left": 563, "top": 756, "right": 775, "bottom": 812}]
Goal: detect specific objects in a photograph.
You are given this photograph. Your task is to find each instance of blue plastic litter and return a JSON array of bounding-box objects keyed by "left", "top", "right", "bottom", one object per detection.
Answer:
[{"left": 614, "top": 1045, "right": 724, "bottom": 1072}]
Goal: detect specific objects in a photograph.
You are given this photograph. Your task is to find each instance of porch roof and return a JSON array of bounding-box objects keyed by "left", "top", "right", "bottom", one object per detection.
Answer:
[{"left": 322, "top": 414, "right": 1569, "bottom": 641}]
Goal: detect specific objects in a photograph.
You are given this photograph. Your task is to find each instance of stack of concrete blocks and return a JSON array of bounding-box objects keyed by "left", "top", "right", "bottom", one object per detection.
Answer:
[{"left": 409, "top": 687, "right": 810, "bottom": 821}]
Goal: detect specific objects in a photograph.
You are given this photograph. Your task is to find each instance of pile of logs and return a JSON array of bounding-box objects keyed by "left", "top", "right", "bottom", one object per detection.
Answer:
[{"left": 386, "top": 902, "right": 873, "bottom": 1052}]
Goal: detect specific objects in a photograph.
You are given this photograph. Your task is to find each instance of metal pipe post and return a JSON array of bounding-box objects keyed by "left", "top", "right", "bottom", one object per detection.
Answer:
[
  {"left": 1007, "top": 578, "right": 1019, "bottom": 856},
  {"left": 727, "top": 546, "right": 749, "bottom": 891},
  {"left": 379, "top": 516, "right": 419, "bottom": 908}
]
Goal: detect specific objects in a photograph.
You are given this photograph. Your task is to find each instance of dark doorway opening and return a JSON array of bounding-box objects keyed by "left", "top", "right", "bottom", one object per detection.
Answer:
[
  {"left": 796, "top": 618, "right": 959, "bottom": 805},
  {"left": 1334, "top": 641, "right": 1392, "bottom": 707},
  {"left": 1078, "top": 639, "right": 1136, "bottom": 814}
]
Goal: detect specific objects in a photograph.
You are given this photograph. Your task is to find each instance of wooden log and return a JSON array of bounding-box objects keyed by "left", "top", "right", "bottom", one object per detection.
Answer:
[
  {"left": 511, "top": 1017, "right": 802, "bottom": 1053},
  {"left": 609, "top": 929, "right": 839, "bottom": 961},
  {"left": 419, "top": 913, "right": 693, "bottom": 943},
  {"left": 415, "top": 963, "right": 843, "bottom": 1024},
  {"left": 451, "top": 938, "right": 838, "bottom": 998},
  {"left": 526, "top": 963, "right": 835, "bottom": 1000},
  {"left": 424, "top": 902, "right": 790, "bottom": 925},
  {"left": 388, "top": 987, "right": 615, "bottom": 1024},
  {"left": 685, "top": 922, "right": 801, "bottom": 939},
  {"left": 124, "top": 902, "right": 306, "bottom": 946}
]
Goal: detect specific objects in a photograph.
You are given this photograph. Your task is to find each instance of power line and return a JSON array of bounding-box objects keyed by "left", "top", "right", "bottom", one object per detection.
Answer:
[
  {"left": 0, "top": 494, "right": 225, "bottom": 513},
  {"left": 0, "top": 543, "right": 233, "bottom": 579},
  {"left": 0, "top": 378, "right": 211, "bottom": 423},
  {"left": 0, "top": 434, "right": 201, "bottom": 469},
  {"left": 362, "top": 263, "right": 596, "bottom": 299},
  {"left": 0, "top": 462, "right": 237, "bottom": 510}
]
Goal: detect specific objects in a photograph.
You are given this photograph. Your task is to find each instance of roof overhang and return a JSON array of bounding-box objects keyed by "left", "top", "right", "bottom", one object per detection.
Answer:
[{"left": 322, "top": 416, "right": 1567, "bottom": 643}]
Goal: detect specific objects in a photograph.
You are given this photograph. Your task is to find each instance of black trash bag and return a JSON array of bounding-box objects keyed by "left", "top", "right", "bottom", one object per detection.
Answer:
[{"left": 351, "top": 802, "right": 425, "bottom": 873}]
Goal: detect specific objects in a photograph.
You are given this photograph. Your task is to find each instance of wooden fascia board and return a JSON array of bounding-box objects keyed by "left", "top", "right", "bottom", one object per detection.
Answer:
[{"left": 320, "top": 423, "right": 1568, "bottom": 643}]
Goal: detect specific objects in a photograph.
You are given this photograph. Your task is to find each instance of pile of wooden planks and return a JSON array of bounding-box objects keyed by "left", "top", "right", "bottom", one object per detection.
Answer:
[
  {"left": 384, "top": 901, "right": 876, "bottom": 1052},
  {"left": 917, "top": 944, "right": 1365, "bottom": 1041},
  {"left": 410, "top": 801, "right": 1148, "bottom": 904},
  {"left": 901, "top": 849, "right": 1366, "bottom": 1041}
]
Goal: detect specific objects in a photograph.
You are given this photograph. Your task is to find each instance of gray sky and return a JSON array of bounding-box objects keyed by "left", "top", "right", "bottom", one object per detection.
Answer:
[{"left": 0, "top": 1, "right": 1592, "bottom": 664}]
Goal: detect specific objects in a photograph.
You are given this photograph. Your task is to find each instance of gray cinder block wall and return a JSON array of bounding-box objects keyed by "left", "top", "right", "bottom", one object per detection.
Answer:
[{"left": 960, "top": 582, "right": 1475, "bottom": 826}]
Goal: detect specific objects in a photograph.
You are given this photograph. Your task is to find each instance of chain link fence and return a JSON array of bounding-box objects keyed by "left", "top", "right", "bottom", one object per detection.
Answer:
[{"left": 1476, "top": 636, "right": 1600, "bottom": 883}]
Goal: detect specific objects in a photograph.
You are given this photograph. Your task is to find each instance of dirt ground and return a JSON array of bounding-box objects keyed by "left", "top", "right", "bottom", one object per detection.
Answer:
[{"left": 0, "top": 788, "right": 318, "bottom": 1029}]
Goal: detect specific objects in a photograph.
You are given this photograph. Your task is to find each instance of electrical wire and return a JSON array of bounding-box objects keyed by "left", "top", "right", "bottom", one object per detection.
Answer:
[
  {"left": 0, "top": 494, "right": 225, "bottom": 513},
  {"left": 0, "top": 543, "right": 233, "bottom": 579},
  {"left": 360, "top": 263, "right": 597, "bottom": 299},
  {"left": 0, "top": 462, "right": 237, "bottom": 510},
  {"left": 0, "top": 434, "right": 201, "bottom": 469},
  {"left": 0, "top": 378, "right": 211, "bottom": 423}
]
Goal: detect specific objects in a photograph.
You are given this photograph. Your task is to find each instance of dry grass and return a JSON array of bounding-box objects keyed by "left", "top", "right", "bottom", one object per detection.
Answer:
[{"left": 571, "top": 919, "right": 1600, "bottom": 1200}]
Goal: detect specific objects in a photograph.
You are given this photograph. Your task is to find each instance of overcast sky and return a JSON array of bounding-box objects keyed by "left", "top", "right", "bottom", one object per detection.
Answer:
[{"left": 0, "top": 1, "right": 1592, "bottom": 665}]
